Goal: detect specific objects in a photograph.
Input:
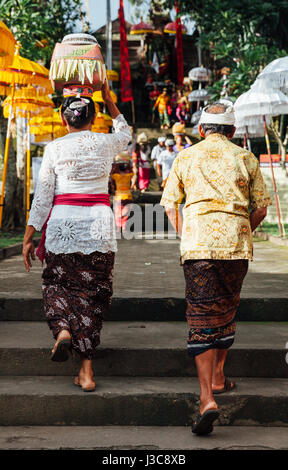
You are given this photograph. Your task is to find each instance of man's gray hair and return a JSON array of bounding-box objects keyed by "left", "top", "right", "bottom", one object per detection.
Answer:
[{"left": 201, "top": 102, "right": 235, "bottom": 136}]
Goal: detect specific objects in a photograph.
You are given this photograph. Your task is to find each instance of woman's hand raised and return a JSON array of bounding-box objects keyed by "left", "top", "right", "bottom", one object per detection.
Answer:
[
  {"left": 101, "top": 79, "right": 113, "bottom": 103},
  {"left": 101, "top": 79, "right": 120, "bottom": 119}
]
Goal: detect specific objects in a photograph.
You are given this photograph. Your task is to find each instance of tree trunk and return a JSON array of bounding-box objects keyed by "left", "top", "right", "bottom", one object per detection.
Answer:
[{"left": 1, "top": 112, "right": 25, "bottom": 231}]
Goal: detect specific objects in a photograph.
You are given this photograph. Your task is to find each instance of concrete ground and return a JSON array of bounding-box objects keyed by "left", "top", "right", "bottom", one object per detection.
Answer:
[
  {"left": 0, "top": 238, "right": 288, "bottom": 299},
  {"left": 0, "top": 236, "right": 288, "bottom": 449},
  {"left": 0, "top": 425, "right": 287, "bottom": 450}
]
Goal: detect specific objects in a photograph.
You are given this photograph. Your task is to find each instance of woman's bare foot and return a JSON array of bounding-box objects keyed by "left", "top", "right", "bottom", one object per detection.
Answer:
[
  {"left": 76, "top": 359, "right": 96, "bottom": 391},
  {"left": 74, "top": 374, "right": 95, "bottom": 391}
]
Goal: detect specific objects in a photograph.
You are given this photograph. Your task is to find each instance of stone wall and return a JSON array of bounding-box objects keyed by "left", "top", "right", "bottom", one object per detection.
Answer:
[{"left": 261, "top": 166, "right": 288, "bottom": 223}]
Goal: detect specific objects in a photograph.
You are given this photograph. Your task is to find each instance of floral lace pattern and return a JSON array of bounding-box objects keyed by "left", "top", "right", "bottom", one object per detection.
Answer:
[
  {"left": 28, "top": 114, "right": 131, "bottom": 253},
  {"left": 46, "top": 216, "right": 117, "bottom": 255}
]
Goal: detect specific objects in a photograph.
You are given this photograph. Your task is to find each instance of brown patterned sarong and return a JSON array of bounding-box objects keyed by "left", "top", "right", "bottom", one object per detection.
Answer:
[
  {"left": 183, "top": 259, "right": 248, "bottom": 357},
  {"left": 42, "top": 251, "right": 115, "bottom": 359}
]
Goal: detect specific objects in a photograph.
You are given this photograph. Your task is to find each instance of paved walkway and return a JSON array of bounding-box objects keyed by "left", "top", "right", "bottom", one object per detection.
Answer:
[{"left": 0, "top": 238, "right": 288, "bottom": 299}]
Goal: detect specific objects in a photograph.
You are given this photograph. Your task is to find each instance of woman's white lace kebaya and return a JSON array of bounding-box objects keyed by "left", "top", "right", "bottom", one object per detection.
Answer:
[{"left": 28, "top": 114, "right": 131, "bottom": 255}]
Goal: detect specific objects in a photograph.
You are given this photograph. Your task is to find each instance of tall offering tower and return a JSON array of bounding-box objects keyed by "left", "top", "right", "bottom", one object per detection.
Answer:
[{"left": 49, "top": 33, "right": 106, "bottom": 96}]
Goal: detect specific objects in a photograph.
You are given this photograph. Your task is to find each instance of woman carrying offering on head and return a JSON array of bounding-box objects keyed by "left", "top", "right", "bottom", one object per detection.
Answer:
[{"left": 22, "top": 80, "right": 131, "bottom": 392}]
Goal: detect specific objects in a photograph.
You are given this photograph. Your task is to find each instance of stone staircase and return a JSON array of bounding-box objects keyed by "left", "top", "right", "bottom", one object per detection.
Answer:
[
  {"left": 0, "top": 297, "right": 288, "bottom": 448},
  {"left": 0, "top": 229, "right": 288, "bottom": 449}
]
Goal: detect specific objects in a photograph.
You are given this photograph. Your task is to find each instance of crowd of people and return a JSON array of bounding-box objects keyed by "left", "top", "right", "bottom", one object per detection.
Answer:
[
  {"left": 109, "top": 123, "right": 193, "bottom": 230},
  {"left": 149, "top": 83, "right": 194, "bottom": 129}
]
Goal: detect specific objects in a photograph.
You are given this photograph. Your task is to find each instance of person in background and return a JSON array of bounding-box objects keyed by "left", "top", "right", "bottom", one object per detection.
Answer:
[
  {"left": 151, "top": 136, "right": 166, "bottom": 189},
  {"left": 174, "top": 133, "right": 192, "bottom": 153},
  {"left": 176, "top": 98, "right": 190, "bottom": 125},
  {"left": 172, "top": 123, "right": 192, "bottom": 153},
  {"left": 153, "top": 88, "right": 170, "bottom": 129},
  {"left": 183, "top": 83, "right": 192, "bottom": 99},
  {"left": 111, "top": 152, "right": 136, "bottom": 233},
  {"left": 157, "top": 138, "right": 177, "bottom": 189},
  {"left": 171, "top": 84, "right": 179, "bottom": 110},
  {"left": 22, "top": 81, "right": 131, "bottom": 392},
  {"left": 149, "top": 84, "right": 161, "bottom": 123},
  {"left": 127, "top": 125, "right": 137, "bottom": 157},
  {"left": 132, "top": 132, "right": 151, "bottom": 192},
  {"left": 160, "top": 102, "right": 271, "bottom": 435}
]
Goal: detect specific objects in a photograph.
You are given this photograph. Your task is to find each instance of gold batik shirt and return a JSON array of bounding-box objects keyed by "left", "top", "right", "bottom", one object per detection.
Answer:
[{"left": 160, "top": 133, "right": 272, "bottom": 264}]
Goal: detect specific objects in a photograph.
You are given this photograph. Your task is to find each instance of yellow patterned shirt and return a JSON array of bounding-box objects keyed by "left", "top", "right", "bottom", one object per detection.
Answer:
[{"left": 160, "top": 133, "right": 272, "bottom": 263}]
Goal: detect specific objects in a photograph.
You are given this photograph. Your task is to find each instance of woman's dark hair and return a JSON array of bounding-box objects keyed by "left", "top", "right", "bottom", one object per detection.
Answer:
[
  {"left": 119, "top": 163, "right": 130, "bottom": 172},
  {"left": 61, "top": 96, "right": 95, "bottom": 129}
]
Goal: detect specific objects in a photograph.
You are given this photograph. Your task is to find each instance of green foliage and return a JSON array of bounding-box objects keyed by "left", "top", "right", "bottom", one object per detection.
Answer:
[
  {"left": 128, "top": 0, "right": 288, "bottom": 99},
  {"left": 0, "top": 0, "right": 88, "bottom": 66},
  {"left": 200, "top": 10, "right": 287, "bottom": 99}
]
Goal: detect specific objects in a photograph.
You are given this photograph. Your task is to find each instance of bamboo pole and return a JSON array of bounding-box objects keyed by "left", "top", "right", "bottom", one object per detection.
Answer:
[
  {"left": 263, "top": 115, "right": 285, "bottom": 238},
  {"left": 243, "top": 134, "right": 247, "bottom": 150},
  {"left": 196, "top": 82, "right": 202, "bottom": 111},
  {"left": 0, "top": 82, "right": 15, "bottom": 229},
  {"left": 131, "top": 99, "right": 135, "bottom": 124},
  {"left": 26, "top": 111, "right": 31, "bottom": 223},
  {"left": 245, "top": 125, "right": 251, "bottom": 152}
]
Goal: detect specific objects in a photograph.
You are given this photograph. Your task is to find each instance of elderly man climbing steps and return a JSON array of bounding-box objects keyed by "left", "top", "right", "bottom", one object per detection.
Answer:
[{"left": 160, "top": 102, "right": 272, "bottom": 435}]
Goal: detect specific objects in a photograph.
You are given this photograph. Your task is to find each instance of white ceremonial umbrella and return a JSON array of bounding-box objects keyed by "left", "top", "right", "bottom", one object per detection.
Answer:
[
  {"left": 191, "top": 124, "right": 201, "bottom": 138},
  {"left": 234, "top": 116, "right": 271, "bottom": 146},
  {"left": 234, "top": 80, "right": 288, "bottom": 125},
  {"left": 190, "top": 109, "right": 202, "bottom": 125},
  {"left": 234, "top": 123, "right": 265, "bottom": 138},
  {"left": 188, "top": 88, "right": 211, "bottom": 102},
  {"left": 234, "top": 121, "right": 266, "bottom": 152},
  {"left": 188, "top": 66, "right": 211, "bottom": 82},
  {"left": 189, "top": 67, "right": 211, "bottom": 110},
  {"left": 234, "top": 79, "right": 288, "bottom": 237},
  {"left": 258, "top": 56, "right": 288, "bottom": 92}
]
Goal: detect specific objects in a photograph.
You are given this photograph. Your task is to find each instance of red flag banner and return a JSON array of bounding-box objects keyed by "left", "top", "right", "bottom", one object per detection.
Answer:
[
  {"left": 175, "top": 1, "right": 184, "bottom": 86},
  {"left": 119, "top": 0, "right": 133, "bottom": 102}
]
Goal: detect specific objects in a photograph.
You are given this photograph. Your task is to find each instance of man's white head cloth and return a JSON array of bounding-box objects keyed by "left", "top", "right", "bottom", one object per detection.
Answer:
[{"left": 199, "top": 103, "right": 235, "bottom": 126}]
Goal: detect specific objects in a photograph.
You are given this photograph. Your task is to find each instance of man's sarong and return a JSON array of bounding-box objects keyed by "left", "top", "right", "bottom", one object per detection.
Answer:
[
  {"left": 183, "top": 259, "right": 248, "bottom": 357},
  {"left": 42, "top": 250, "right": 115, "bottom": 360}
]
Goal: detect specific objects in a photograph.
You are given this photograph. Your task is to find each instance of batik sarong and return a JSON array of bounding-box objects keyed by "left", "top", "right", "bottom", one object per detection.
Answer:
[
  {"left": 42, "top": 250, "right": 115, "bottom": 359},
  {"left": 183, "top": 259, "right": 248, "bottom": 357}
]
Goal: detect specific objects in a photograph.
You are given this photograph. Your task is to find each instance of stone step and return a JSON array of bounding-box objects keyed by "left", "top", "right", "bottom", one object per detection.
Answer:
[
  {"left": 1, "top": 297, "right": 288, "bottom": 322},
  {"left": 0, "top": 322, "right": 287, "bottom": 378},
  {"left": 0, "top": 376, "right": 287, "bottom": 426},
  {"left": 132, "top": 191, "right": 162, "bottom": 205},
  {"left": 0, "top": 425, "right": 287, "bottom": 450}
]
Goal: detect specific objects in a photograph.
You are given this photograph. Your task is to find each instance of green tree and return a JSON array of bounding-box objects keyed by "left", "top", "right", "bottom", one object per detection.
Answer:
[
  {"left": 128, "top": 0, "right": 288, "bottom": 98},
  {"left": 0, "top": 0, "right": 88, "bottom": 230},
  {"left": 0, "top": 0, "right": 88, "bottom": 65}
]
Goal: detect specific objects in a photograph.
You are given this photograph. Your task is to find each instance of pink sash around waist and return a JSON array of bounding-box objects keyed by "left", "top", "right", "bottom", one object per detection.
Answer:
[{"left": 36, "top": 193, "right": 111, "bottom": 263}]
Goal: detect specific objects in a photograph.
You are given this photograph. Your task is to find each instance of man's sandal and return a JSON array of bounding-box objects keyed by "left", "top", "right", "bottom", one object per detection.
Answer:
[
  {"left": 191, "top": 409, "right": 220, "bottom": 436},
  {"left": 213, "top": 378, "right": 236, "bottom": 395},
  {"left": 50, "top": 338, "right": 71, "bottom": 362}
]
